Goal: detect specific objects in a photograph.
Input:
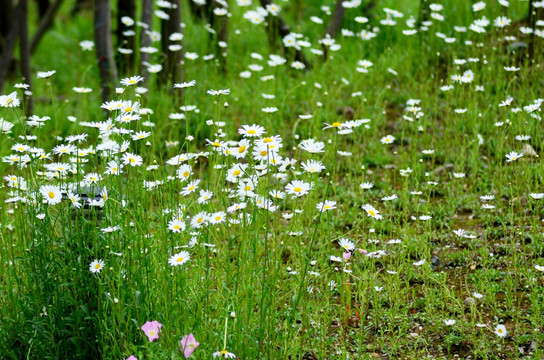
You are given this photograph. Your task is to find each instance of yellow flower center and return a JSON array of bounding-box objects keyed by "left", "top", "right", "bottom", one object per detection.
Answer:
[
  {"left": 215, "top": 216, "right": 221, "bottom": 221},
  {"left": 247, "top": 129, "right": 256, "bottom": 134},
  {"left": 94, "top": 263, "right": 101, "bottom": 269},
  {"left": 324, "top": 205, "right": 331, "bottom": 209},
  {"left": 48, "top": 191, "right": 55, "bottom": 199},
  {"left": 332, "top": 122, "right": 342, "bottom": 127},
  {"left": 368, "top": 210, "right": 376, "bottom": 216},
  {"left": 263, "top": 138, "right": 272, "bottom": 143},
  {"left": 244, "top": 186, "right": 251, "bottom": 191},
  {"left": 129, "top": 158, "right": 135, "bottom": 163},
  {"left": 233, "top": 170, "right": 241, "bottom": 176},
  {"left": 293, "top": 187, "right": 302, "bottom": 192},
  {"left": 238, "top": 146, "right": 246, "bottom": 153},
  {"left": 176, "top": 257, "right": 184, "bottom": 262},
  {"left": 183, "top": 171, "right": 189, "bottom": 177}
]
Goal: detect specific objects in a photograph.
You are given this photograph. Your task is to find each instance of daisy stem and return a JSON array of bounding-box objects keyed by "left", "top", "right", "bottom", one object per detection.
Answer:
[{"left": 223, "top": 315, "right": 228, "bottom": 350}]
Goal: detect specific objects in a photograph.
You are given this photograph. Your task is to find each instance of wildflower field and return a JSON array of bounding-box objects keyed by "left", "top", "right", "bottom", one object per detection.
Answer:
[{"left": 1, "top": 0, "right": 544, "bottom": 358}]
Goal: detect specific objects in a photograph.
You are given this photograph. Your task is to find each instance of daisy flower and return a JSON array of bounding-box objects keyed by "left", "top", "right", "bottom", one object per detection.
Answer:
[
  {"left": 209, "top": 211, "right": 226, "bottom": 224},
  {"left": 360, "top": 182, "right": 374, "bottom": 190},
  {"left": 40, "top": 185, "right": 62, "bottom": 205},
  {"left": 67, "top": 192, "right": 82, "bottom": 209},
  {"left": 37, "top": 70, "right": 56, "bottom": 78},
  {"left": 301, "top": 159, "right": 325, "bottom": 174},
  {"left": 177, "top": 164, "right": 193, "bottom": 182},
  {"left": 89, "top": 259, "right": 105, "bottom": 273},
  {"left": 505, "top": 151, "right": 523, "bottom": 162},
  {"left": 238, "top": 124, "right": 265, "bottom": 137},
  {"left": 122, "top": 153, "right": 143, "bottom": 166},
  {"left": 338, "top": 238, "right": 355, "bottom": 252},
  {"left": 121, "top": 75, "right": 144, "bottom": 86},
  {"left": 298, "top": 139, "right": 325, "bottom": 153},
  {"left": 181, "top": 180, "right": 200, "bottom": 196},
  {"left": 213, "top": 350, "right": 236, "bottom": 359},
  {"left": 362, "top": 204, "right": 382, "bottom": 219},
  {"left": 380, "top": 135, "right": 395, "bottom": 144},
  {"left": 168, "top": 219, "right": 186, "bottom": 233},
  {"left": 494, "top": 324, "right": 507, "bottom": 338},
  {"left": 285, "top": 180, "right": 312, "bottom": 197},
  {"left": 316, "top": 200, "right": 337, "bottom": 212},
  {"left": 0, "top": 91, "right": 20, "bottom": 107},
  {"left": 169, "top": 251, "right": 190, "bottom": 266}
]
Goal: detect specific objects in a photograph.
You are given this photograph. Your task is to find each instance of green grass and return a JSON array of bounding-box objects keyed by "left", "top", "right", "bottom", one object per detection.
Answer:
[{"left": 1, "top": 0, "right": 544, "bottom": 359}]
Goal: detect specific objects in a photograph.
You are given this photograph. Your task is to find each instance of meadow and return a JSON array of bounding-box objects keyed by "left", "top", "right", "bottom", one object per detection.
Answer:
[{"left": 1, "top": 0, "right": 544, "bottom": 359}]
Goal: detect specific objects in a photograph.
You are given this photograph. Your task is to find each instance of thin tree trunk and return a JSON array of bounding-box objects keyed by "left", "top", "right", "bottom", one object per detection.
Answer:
[
  {"left": 20, "top": 0, "right": 33, "bottom": 115},
  {"left": 30, "top": 0, "right": 64, "bottom": 54},
  {"left": 323, "top": 0, "right": 345, "bottom": 38},
  {"left": 0, "top": 0, "right": 13, "bottom": 53},
  {"left": 159, "top": 0, "right": 183, "bottom": 93},
  {"left": 528, "top": 0, "right": 535, "bottom": 59},
  {"left": 259, "top": 0, "right": 310, "bottom": 69},
  {"left": 116, "top": 0, "right": 136, "bottom": 75},
  {"left": 140, "top": 0, "right": 153, "bottom": 84},
  {"left": 0, "top": 1, "right": 21, "bottom": 93},
  {"left": 94, "top": 0, "right": 118, "bottom": 102},
  {"left": 37, "top": 0, "right": 50, "bottom": 17},
  {"left": 417, "top": 0, "right": 429, "bottom": 28}
]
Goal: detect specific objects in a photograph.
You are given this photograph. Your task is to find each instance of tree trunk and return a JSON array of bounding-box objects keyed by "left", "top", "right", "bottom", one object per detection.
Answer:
[
  {"left": 323, "top": 0, "right": 345, "bottom": 38},
  {"left": 159, "top": 0, "right": 183, "bottom": 93},
  {"left": 0, "top": 0, "right": 13, "bottom": 54},
  {"left": 36, "top": 0, "right": 50, "bottom": 17},
  {"left": 140, "top": 0, "right": 153, "bottom": 84},
  {"left": 30, "top": 0, "right": 64, "bottom": 54},
  {"left": 20, "top": 0, "right": 33, "bottom": 115},
  {"left": 417, "top": 0, "right": 429, "bottom": 28},
  {"left": 94, "top": 0, "right": 118, "bottom": 102},
  {"left": 528, "top": 0, "right": 535, "bottom": 59},
  {"left": 116, "top": 0, "right": 136, "bottom": 75},
  {"left": 0, "top": 1, "right": 21, "bottom": 93}
]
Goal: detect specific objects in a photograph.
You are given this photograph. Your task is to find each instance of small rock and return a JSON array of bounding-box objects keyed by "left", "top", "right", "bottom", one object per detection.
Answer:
[
  {"left": 464, "top": 297, "right": 475, "bottom": 307},
  {"left": 433, "top": 163, "right": 454, "bottom": 175},
  {"left": 337, "top": 106, "right": 355, "bottom": 120},
  {"left": 507, "top": 41, "right": 527, "bottom": 52},
  {"left": 431, "top": 255, "right": 441, "bottom": 269},
  {"left": 522, "top": 144, "right": 539, "bottom": 157}
]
